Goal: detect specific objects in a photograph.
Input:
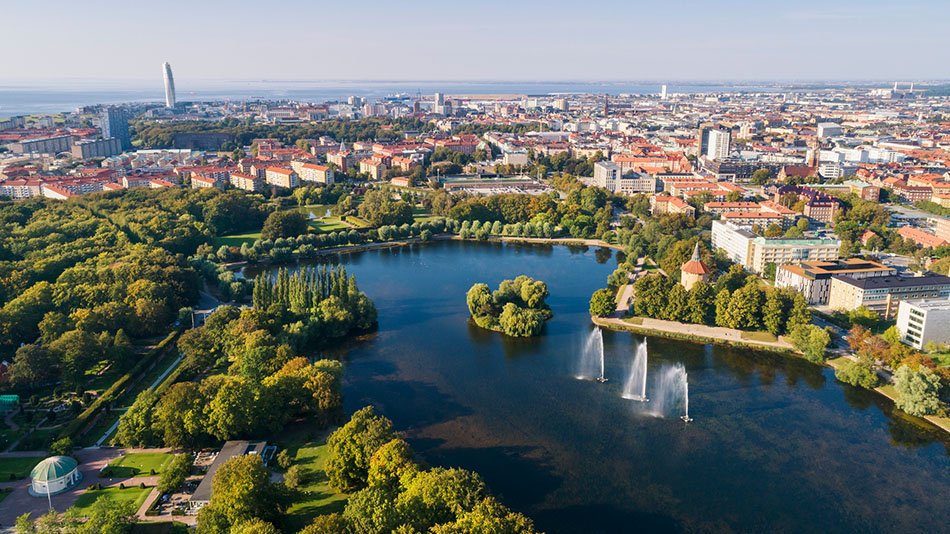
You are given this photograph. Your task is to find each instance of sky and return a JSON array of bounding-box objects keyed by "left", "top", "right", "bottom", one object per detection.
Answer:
[{"left": 1, "top": 0, "right": 949, "bottom": 86}]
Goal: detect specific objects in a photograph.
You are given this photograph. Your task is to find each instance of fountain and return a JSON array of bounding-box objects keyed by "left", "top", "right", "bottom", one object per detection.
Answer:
[
  {"left": 649, "top": 363, "right": 692, "bottom": 421},
  {"left": 577, "top": 327, "right": 607, "bottom": 382},
  {"left": 622, "top": 338, "right": 649, "bottom": 401}
]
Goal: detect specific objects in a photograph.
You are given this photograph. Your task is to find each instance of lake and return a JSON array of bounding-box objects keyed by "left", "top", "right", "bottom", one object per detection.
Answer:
[{"left": 251, "top": 241, "right": 950, "bottom": 533}]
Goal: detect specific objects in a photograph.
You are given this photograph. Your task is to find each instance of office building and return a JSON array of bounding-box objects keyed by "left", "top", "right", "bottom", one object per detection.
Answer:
[
  {"left": 895, "top": 298, "right": 950, "bottom": 350},
  {"left": 163, "top": 62, "right": 176, "bottom": 108},
  {"left": 775, "top": 259, "right": 895, "bottom": 304},
  {"left": 706, "top": 129, "right": 730, "bottom": 160},
  {"left": 828, "top": 274, "right": 950, "bottom": 318},
  {"left": 660, "top": 85, "right": 668, "bottom": 99},
  {"left": 816, "top": 122, "right": 843, "bottom": 138},
  {"left": 100, "top": 107, "right": 131, "bottom": 150}
]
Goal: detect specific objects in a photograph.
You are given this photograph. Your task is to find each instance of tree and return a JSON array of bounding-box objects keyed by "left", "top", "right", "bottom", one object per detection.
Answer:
[
  {"left": 342, "top": 485, "right": 402, "bottom": 534},
  {"left": 260, "top": 210, "right": 309, "bottom": 240},
  {"left": 49, "top": 437, "right": 73, "bottom": 456},
  {"left": 686, "top": 282, "right": 715, "bottom": 325},
  {"left": 152, "top": 382, "right": 207, "bottom": 447},
  {"left": 326, "top": 406, "right": 396, "bottom": 492},
  {"left": 205, "top": 377, "right": 256, "bottom": 440},
  {"left": 367, "top": 438, "right": 417, "bottom": 489},
  {"left": 231, "top": 519, "right": 281, "bottom": 534},
  {"left": 663, "top": 284, "right": 689, "bottom": 322},
  {"left": 116, "top": 390, "right": 158, "bottom": 447},
  {"left": 714, "top": 289, "right": 731, "bottom": 328},
  {"left": 358, "top": 189, "right": 414, "bottom": 227},
  {"left": 726, "top": 281, "right": 763, "bottom": 330},
  {"left": 284, "top": 465, "right": 305, "bottom": 489},
  {"left": 433, "top": 496, "right": 537, "bottom": 534},
  {"left": 158, "top": 453, "right": 192, "bottom": 494},
  {"left": 299, "top": 514, "right": 349, "bottom": 534},
  {"left": 789, "top": 325, "right": 831, "bottom": 363},
  {"left": 396, "top": 467, "right": 487, "bottom": 532},
  {"left": 196, "top": 454, "right": 283, "bottom": 532},
  {"left": 633, "top": 274, "right": 669, "bottom": 318},
  {"left": 589, "top": 288, "right": 616, "bottom": 318},
  {"left": 764, "top": 224, "right": 783, "bottom": 238},
  {"left": 787, "top": 293, "right": 811, "bottom": 330},
  {"left": 8, "top": 344, "right": 59, "bottom": 388},
  {"left": 76, "top": 499, "right": 136, "bottom": 533},
  {"left": 762, "top": 290, "right": 786, "bottom": 336},
  {"left": 893, "top": 365, "right": 942, "bottom": 416},
  {"left": 835, "top": 359, "right": 879, "bottom": 389},
  {"left": 750, "top": 168, "right": 772, "bottom": 185},
  {"left": 466, "top": 284, "right": 493, "bottom": 318}
]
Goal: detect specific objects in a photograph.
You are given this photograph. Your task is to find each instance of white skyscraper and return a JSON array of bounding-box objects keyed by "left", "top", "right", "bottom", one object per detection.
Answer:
[
  {"left": 660, "top": 85, "right": 668, "bottom": 99},
  {"left": 162, "top": 62, "right": 176, "bottom": 108},
  {"left": 706, "top": 129, "right": 731, "bottom": 160}
]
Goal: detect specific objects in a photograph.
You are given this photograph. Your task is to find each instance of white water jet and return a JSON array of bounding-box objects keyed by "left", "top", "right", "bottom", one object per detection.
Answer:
[
  {"left": 648, "top": 363, "right": 691, "bottom": 421},
  {"left": 577, "top": 327, "right": 607, "bottom": 382},
  {"left": 622, "top": 338, "right": 649, "bottom": 401}
]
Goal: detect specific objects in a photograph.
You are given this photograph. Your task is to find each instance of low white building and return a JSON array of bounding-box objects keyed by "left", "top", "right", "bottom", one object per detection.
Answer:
[
  {"left": 30, "top": 456, "right": 81, "bottom": 496},
  {"left": 896, "top": 298, "right": 950, "bottom": 350}
]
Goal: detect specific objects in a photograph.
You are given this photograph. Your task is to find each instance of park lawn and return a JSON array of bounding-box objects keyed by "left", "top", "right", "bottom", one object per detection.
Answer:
[
  {"left": 213, "top": 231, "right": 261, "bottom": 247},
  {"left": 72, "top": 486, "right": 152, "bottom": 512},
  {"left": 283, "top": 431, "right": 347, "bottom": 531},
  {"left": 0, "top": 456, "right": 45, "bottom": 480},
  {"left": 622, "top": 317, "right": 644, "bottom": 326},
  {"left": 106, "top": 452, "right": 173, "bottom": 478},
  {"left": 344, "top": 216, "right": 373, "bottom": 229},
  {"left": 309, "top": 217, "right": 351, "bottom": 233},
  {"left": 740, "top": 331, "right": 778, "bottom": 343},
  {"left": 826, "top": 356, "right": 851, "bottom": 370}
]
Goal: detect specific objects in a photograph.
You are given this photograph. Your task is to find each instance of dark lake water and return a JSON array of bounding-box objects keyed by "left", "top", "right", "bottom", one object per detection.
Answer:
[{"left": 253, "top": 241, "right": 950, "bottom": 533}]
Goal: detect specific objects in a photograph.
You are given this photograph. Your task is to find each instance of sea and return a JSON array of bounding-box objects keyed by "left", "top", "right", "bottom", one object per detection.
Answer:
[{"left": 0, "top": 80, "right": 853, "bottom": 117}]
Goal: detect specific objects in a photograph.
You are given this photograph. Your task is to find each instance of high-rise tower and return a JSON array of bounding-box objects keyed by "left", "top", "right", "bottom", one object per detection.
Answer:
[
  {"left": 162, "top": 62, "right": 176, "bottom": 108},
  {"left": 100, "top": 107, "right": 131, "bottom": 150}
]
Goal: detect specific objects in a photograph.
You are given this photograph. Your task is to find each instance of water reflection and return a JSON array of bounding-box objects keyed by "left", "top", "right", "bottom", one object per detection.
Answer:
[{"left": 259, "top": 240, "right": 950, "bottom": 533}]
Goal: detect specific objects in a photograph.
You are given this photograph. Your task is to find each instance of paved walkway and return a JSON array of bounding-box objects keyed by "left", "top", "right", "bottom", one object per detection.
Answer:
[{"left": 595, "top": 316, "right": 795, "bottom": 351}]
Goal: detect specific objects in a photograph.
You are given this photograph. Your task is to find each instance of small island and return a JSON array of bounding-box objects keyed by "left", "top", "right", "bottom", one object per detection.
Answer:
[{"left": 466, "top": 275, "right": 552, "bottom": 337}]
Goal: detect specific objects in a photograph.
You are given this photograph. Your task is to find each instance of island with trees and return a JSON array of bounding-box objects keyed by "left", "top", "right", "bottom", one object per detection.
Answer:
[{"left": 466, "top": 276, "right": 552, "bottom": 337}]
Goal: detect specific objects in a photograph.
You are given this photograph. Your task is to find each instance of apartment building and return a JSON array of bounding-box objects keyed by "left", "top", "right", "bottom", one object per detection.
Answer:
[
  {"left": 292, "top": 162, "right": 335, "bottom": 185},
  {"left": 229, "top": 172, "right": 264, "bottom": 192},
  {"left": 264, "top": 167, "right": 299, "bottom": 189}
]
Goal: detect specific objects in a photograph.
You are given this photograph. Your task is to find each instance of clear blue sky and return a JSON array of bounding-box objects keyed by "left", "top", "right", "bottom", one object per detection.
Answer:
[{"left": 2, "top": 0, "right": 948, "bottom": 85}]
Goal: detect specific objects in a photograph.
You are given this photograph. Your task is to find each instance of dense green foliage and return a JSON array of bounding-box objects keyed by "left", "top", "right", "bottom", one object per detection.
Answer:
[
  {"left": 317, "top": 407, "right": 536, "bottom": 533},
  {"left": 0, "top": 188, "right": 271, "bottom": 397},
  {"left": 834, "top": 358, "right": 880, "bottom": 389},
  {"left": 466, "top": 276, "right": 552, "bottom": 337},
  {"left": 630, "top": 271, "right": 809, "bottom": 336},
  {"left": 893, "top": 365, "right": 943, "bottom": 416},
  {"left": 261, "top": 210, "right": 309, "bottom": 240},
  {"left": 117, "top": 266, "right": 374, "bottom": 448},
  {"left": 358, "top": 188, "right": 415, "bottom": 227},
  {"left": 196, "top": 454, "right": 286, "bottom": 533},
  {"left": 788, "top": 325, "right": 832, "bottom": 363},
  {"left": 589, "top": 288, "right": 616, "bottom": 317},
  {"left": 157, "top": 453, "right": 192, "bottom": 494},
  {"left": 132, "top": 117, "right": 428, "bottom": 149}
]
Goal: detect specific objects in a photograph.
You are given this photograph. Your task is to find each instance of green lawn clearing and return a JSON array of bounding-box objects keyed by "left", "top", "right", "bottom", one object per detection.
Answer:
[
  {"left": 622, "top": 317, "right": 644, "bottom": 326},
  {"left": 740, "top": 331, "right": 778, "bottom": 343},
  {"left": 309, "top": 217, "right": 351, "bottom": 233},
  {"left": 283, "top": 431, "right": 347, "bottom": 531},
  {"left": 105, "top": 452, "right": 173, "bottom": 478},
  {"left": 0, "top": 456, "right": 44, "bottom": 480},
  {"left": 72, "top": 486, "right": 152, "bottom": 512}
]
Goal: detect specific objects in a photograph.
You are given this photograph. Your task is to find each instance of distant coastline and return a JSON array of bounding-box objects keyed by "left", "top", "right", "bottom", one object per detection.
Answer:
[{"left": 0, "top": 79, "right": 926, "bottom": 117}]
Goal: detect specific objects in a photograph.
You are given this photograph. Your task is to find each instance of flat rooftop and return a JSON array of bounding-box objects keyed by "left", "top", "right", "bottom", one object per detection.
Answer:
[{"left": 832, "top": 273, "right": 950, "bottom": 290}]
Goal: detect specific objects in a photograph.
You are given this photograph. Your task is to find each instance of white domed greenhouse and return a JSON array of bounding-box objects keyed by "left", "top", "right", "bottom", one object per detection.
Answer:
[{"left": 29, "top": 456, "right": 81, "bottom": 496}]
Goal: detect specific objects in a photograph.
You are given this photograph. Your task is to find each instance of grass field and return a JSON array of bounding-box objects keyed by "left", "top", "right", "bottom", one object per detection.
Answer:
[
  {"left": 344, "top": 216, "right": 373, "bottom": 228},
  {"left": 309, "top": 217, "right": 351, "bottom": 232},
  {"left": 213, "top": 231, "right": 262, "bottom": 247},
  {"left": 282, "top": 429, "right": 347, "bottom": 531},
  {"left": 106, "top": 453, "right": 173, "bottom": 478},
  {"left": 0, "top": 456, "right": 44, "bottom": 480},
  {"left": 72, "top": 486, "right": 152, "bottom": 512},
  {"left": 740, "top": 331, "right": 778, "bottom": 343}
]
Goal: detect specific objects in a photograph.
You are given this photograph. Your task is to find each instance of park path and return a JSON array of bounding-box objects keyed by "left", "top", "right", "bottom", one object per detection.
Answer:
[{"left": 594, "top": 316, "right": 795, "bottom": 351}]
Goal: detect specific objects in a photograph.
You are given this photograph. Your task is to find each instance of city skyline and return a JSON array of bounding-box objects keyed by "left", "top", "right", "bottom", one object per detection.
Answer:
[{"left": 2, "top": 0, "right": 949, "bottom": 84}]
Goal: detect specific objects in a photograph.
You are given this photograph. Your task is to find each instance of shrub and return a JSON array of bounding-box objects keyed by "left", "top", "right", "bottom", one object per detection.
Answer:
[{"left": 834, "top": 359, "right": 879, "bottom": 389}]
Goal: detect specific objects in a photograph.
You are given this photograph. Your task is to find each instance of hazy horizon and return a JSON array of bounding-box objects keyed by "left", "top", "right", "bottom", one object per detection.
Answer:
[{"left": 3, "top": 0, "right": 949, "bottom": 84}]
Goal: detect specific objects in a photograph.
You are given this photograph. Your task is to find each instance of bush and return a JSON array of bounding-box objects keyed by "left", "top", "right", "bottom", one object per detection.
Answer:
[
  {"left": 835, "top": 359, "right": 879, "bottom": 389},
  {"left": 284, "top": 465, "right": 305, "bottom": 489}
]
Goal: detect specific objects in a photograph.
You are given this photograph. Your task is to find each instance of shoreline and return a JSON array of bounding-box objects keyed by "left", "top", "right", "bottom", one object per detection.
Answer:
[{"left": 597, "top": 315, "right": 950, "bottom": 437}]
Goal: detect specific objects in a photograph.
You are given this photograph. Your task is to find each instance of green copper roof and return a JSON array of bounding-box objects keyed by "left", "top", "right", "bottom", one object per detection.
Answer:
[{"left": 30, "top": 456, "right": 78, "bottom": 482}]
